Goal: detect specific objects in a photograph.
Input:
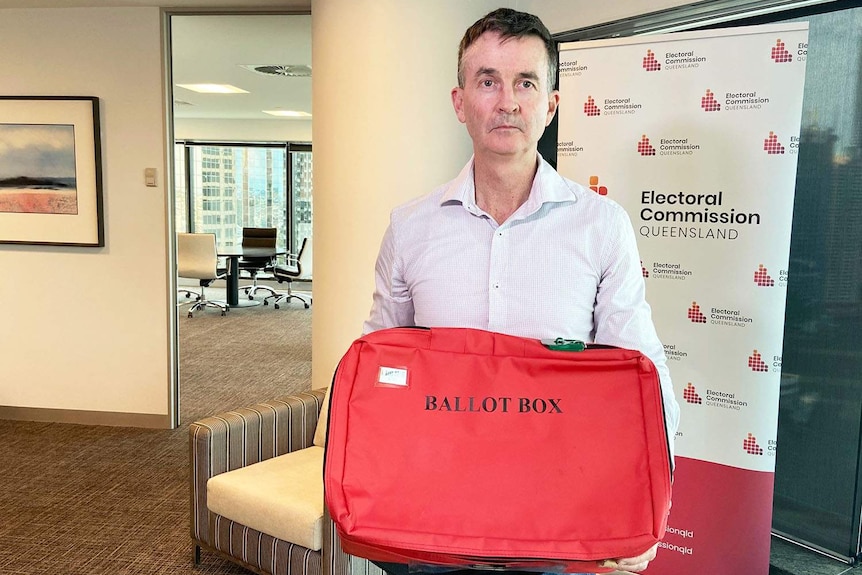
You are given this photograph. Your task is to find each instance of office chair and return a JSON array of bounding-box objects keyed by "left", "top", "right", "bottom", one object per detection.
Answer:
[
  {"left": 177, "top": 233, "right": 229, "bottom": 318},
  {"left": 264, "top": 237, "right": 312, "bottom": 309},
  {"left": 239, "top": 227, "right": 279, "bottom": 300},
  {"left": 177, "top": 230, "right": 209, "bottom": 303}
]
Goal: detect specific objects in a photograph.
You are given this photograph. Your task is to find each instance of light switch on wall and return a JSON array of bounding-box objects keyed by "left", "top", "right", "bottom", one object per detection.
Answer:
[{"left": 144, "top": 168, "right": 157, "bottom": 187}]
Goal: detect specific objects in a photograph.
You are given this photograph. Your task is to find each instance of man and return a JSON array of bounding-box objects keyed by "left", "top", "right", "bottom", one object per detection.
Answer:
[{"left": 363, "top": 8, "right": 679, "bottom": 574}]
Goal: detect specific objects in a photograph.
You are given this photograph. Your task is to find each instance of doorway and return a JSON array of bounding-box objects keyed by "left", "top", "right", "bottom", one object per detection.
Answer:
[{"left": 166, "top": 11, "right": 313, "bottom": 426}]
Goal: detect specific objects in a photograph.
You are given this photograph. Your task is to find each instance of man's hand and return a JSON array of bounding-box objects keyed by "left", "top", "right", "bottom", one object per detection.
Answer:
[{"left": 599, "top": 542, "right": 658, "bottom": 573}]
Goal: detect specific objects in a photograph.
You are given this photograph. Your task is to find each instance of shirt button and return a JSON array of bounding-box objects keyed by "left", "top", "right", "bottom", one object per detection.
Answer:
[{"left": 493, "top": 283, "right": 500, "bottom": 289}]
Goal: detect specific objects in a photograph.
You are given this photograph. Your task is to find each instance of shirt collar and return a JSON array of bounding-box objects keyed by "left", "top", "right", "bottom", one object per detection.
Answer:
[{"left": 440, "top": 153, "right": 578, "bottom": 214}]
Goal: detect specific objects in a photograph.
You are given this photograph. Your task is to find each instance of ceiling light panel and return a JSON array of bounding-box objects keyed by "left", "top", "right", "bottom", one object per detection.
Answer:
[
  {"left": 262, "top": 110, "right": 311, "bottom": 118},
  {"left": 176, "top": 84, "right": 249, "bottom": 94}
]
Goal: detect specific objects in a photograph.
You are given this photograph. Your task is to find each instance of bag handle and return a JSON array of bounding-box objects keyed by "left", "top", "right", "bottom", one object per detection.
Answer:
[{"left": 428, "top": 327, "right": 529, "bottom": 357}]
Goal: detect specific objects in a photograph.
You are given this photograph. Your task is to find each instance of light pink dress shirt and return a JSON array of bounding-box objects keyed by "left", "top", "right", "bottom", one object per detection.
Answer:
[{"left": 364, "top": 155, "right": 679, "bottom": 455}]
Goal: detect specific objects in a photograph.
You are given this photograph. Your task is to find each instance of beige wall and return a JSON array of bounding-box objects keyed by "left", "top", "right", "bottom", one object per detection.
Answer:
[
  {"left": 0, "top": 7, "right": 171, "bottom": 422},
  {"left": 311, "top": 0, "right": 512, "bottom": 390}
]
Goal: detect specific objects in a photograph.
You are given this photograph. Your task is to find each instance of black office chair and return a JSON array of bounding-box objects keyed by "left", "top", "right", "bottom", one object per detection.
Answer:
[
  {"left": 264, "top": 237, "right": 312, "bottom": 309},
  {"left": 239, "top": 227, "right": 279, "bottom": 300},
  {"left": 177, "top": 233, "right": 229, "bottom": 318}
]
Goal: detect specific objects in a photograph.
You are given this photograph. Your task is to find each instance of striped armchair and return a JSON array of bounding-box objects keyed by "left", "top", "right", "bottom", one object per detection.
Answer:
[{"left": 189, "top": 389, "right": 385, "bottom": 575}]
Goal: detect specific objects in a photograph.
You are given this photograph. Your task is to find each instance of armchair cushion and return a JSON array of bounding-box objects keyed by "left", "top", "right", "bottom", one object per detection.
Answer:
[{"left": 208, "top": 446, "right": 325, "bottom": 551}]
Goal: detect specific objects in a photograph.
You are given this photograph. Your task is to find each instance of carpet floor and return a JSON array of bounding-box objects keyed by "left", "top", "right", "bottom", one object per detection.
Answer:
[{"left": 0, "top": 283, "right": 312, "bottom": 575}]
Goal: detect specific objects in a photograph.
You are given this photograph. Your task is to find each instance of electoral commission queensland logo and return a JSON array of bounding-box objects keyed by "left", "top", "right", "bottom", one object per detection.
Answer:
[
  {"left": 642, "top": 47, "right": 707, "bottom": 71},
  {"left": 583, "top": 94, "right": 644, "bottom": 117},
  {"left": 644, "top": 260, "right": 693, "bottom": 281},
  {"left": 754, "top": 263, "right": 788, "bottom": 287},
  {"left": 559, "top": 59, "right": 589, "bottom": 78},
  {"left": 772, "top": 38, "right": 807, "bottom": 63},
  {"left": 637, "top": 134, "right": 701, "bottom": 157},
  {"left": 687, "top": 301, "right": 755, "bottom": 328},
  {"left": 764, "top": 131, "right": 801, "bottom": 155},
  {"left": 744, "top": 433, "right": 778, "bottom": 457},
  {"left": 701, "top": 88, "right": 771, "bottom": 112},
  {"left": 683, "top": 382, "right": 750, "bottom": 413},
  {"left": 637, "top": 188, "right": 761, "bottom": 241}
]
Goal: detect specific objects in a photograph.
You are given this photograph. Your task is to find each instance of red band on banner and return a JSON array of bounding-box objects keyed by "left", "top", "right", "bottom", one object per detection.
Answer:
[{"left": 651, "top": 457, "right": 775, "bottom": 574}]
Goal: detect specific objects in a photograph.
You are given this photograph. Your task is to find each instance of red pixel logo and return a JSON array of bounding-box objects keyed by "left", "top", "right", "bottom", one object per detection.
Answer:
[
  {"left": 589, "top": 175, "right": 608, "bottom": 196},
  {"left": 744, "top": 433, "right": 764, "bottom": 455},
  {"left": 683, "top": 383, "right": 702, "bottom": 405},
  {"left": 754, "top": 264, "right": 775, "bottom": 287},
  {"left": 641, "top": 260, "right": 649, "bottom": 278},
  {"left": 638, "top": 134, "right": 656, "bottom": 156},
  {"left": 748, "top": 349, "right": 768, "bottom": 372},
  {"left": 687, "top": 301, "right": 707, "bottom": 323},
  {"left": 643, "top": 49, "right": 661, "bottom": 71},
  {"left": 701, "top": 89, "right": 721, "bottom": 112},
  {"left": 764, "top": 131, "right": 785, "bottom": 154},
  {"left": 771, "top": 39, "right": 793, "bottom": 63},
  {"left": 584, "top": 95, "right": 601, "bottom": 116}
]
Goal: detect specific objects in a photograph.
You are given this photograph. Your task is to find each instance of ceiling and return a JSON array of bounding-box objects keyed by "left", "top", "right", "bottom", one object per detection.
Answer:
[
  {"left": 0, "top": 1, "right": 312, "bottom": 122},
  {"left": 171, "top": 14, "right": 312, "bottom": 121}
]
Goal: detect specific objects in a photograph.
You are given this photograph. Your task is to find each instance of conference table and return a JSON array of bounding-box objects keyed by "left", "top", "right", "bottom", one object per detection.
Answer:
[{"left": 217, "top": 246, "right": 285, "bottom": 308}]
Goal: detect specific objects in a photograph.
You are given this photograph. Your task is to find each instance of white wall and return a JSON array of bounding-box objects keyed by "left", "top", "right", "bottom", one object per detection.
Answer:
[{"left": 0, "top": 8, "right": 171, "bottom": 422}]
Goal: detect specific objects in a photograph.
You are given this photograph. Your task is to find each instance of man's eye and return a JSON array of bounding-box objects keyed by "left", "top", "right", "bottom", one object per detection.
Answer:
[
  {"left": 482, "top": 79, "right": 494, "bottom": 87},
  {"left": 521, "top": 80, "right": 535, "bottom": 89}
]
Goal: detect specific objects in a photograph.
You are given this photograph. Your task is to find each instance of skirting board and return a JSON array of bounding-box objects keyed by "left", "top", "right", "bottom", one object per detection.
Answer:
[{"left": 0, "top": 405, "right": 173, "bottom": 429}]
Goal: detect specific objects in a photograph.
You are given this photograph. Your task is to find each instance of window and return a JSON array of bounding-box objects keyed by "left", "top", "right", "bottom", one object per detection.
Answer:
[
  {"left": 176, "top": 142, "right": 312, "bottom": 254},
  {"left": 291, "top": 147, "right": 314, "bottom": 253}
]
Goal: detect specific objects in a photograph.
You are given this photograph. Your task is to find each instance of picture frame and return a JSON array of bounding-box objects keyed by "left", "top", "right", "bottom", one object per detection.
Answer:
[{"left": 0, "top": 96, "right": 104, "bottom": 247}]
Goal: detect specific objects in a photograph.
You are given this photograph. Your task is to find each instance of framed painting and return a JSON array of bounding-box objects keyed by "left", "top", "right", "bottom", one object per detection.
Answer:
[{"left": 0, "top": 96, "right": 103, "bottom": 246}]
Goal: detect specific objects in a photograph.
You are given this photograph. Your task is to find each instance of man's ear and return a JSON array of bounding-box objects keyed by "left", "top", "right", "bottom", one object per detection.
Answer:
[
  {"left": 545, "top": 89, "right": 560, "bottom": 127},
  {"left": 451, "top": 86, "right": 467, "bottom": 124}
]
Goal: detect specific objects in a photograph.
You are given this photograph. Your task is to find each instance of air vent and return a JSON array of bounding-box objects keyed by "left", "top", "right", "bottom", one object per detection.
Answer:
[{"left": 241, "top": 65, "right": 312, "bottom": 77}]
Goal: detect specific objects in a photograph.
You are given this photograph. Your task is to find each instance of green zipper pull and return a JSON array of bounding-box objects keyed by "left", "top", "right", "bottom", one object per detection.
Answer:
[{"left": 541, "top": 338, "right": 586, "bottom": 352}]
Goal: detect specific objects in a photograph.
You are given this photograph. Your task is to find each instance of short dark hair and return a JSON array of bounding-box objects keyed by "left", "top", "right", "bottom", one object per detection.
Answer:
[{"left": 457, "top": 8, "right": 557, "bottom": 90}]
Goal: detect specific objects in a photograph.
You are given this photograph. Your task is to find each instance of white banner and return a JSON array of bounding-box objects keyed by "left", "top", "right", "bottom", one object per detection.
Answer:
[{"left": 557, "top": 22, "right": 808, "bottom": 574}]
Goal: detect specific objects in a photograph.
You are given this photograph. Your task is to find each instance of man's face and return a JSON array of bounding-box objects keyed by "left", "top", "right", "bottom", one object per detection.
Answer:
[{"left": 452, "top": 32, "right": 559, "bottom": 160}]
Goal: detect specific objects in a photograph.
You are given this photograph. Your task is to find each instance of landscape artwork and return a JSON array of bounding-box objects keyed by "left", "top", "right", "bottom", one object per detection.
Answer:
[{"left": 0, "top": 123, "right": 78, "bottom": 215}]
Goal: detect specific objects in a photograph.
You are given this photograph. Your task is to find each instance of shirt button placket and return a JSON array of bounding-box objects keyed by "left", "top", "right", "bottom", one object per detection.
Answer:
[{"left": 488, "top": 227, "right": 508, "bottom": 330}]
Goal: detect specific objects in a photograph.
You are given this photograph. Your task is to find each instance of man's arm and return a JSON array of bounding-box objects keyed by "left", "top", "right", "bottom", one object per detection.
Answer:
[
  {"left": 362, "top": 220, "right": 415, "bottom": 334},
  {"left": 592, "top": 208, "right": 680, "bottom": 457}
]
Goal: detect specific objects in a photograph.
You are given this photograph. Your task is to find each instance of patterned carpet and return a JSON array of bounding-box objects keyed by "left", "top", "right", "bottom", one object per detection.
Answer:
[{"left": 0, "top": 285, "right": 312, "bottom": 575}]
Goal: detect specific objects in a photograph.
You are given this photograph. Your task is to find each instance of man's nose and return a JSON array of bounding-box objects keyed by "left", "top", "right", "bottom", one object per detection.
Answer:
[{"left": 497, "top": 85, "right": 519, "bottom": 113}]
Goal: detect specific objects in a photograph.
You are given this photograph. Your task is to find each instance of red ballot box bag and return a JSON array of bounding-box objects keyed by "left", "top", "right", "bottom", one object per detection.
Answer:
[{"left": 324, "top": 327, "right": 672, "bottom": 573}]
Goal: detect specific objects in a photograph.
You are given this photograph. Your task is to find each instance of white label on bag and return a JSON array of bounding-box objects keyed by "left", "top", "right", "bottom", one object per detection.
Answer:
[{"left": 378, "top": 366, "right": 408, "bottom": 387}]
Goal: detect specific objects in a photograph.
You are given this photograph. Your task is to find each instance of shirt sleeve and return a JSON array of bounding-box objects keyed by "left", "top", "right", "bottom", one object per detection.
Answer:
[
  {"left": 362, "top": 215, "right": 415, "bottom": 334},
  {"left": 593, "top": 207, "right": 680, "bottom": 462}
]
